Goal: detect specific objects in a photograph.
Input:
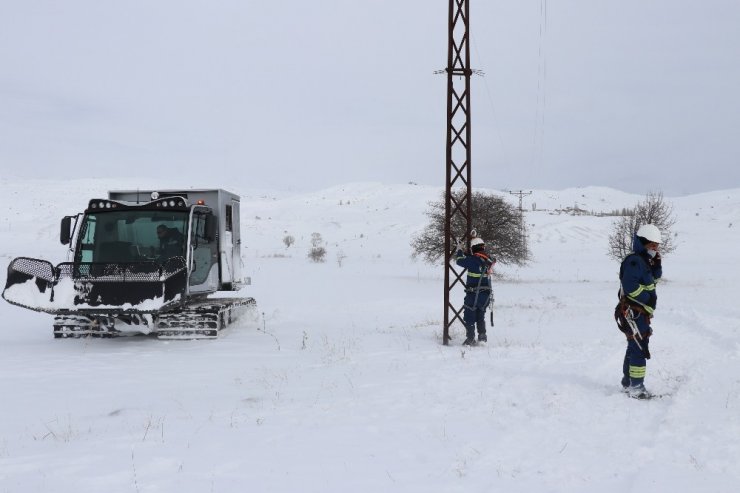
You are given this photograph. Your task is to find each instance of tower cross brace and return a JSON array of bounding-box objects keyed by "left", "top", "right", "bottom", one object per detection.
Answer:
[{"left": 443, "top": 0, "right": 474, "bottom": 345}]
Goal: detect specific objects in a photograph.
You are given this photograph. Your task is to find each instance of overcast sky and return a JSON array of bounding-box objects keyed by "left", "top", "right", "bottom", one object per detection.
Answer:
[{"left": 1, "top": 1, "right": 739, "bottom": 195}]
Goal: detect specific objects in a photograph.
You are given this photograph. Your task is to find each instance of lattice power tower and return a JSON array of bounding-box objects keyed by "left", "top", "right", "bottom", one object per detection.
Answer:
[{"left": 442, "top": 0, "right": 474, "bottom": 345}]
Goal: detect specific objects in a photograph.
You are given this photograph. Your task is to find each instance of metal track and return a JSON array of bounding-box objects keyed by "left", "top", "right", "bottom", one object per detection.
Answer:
[
  {"left": 155, "top": 297, "right": 256, "bottom": 340},
  {"left": 53, "top": 314, "right": 119, "bottom": 338},
  {"left": 52, "top": 297, "right": 256, "bottom": 340}
]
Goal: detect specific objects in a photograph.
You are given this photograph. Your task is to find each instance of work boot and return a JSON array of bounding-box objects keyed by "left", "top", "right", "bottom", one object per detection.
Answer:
[
  {"left": 478, "top": 333, "right": 487, "bottom": 344},
  {"left": 462, "top": 338, "right": 477, "bottom": 347},
  {"left": 627, "top": 384, "right": 650, "bottom": 399}
]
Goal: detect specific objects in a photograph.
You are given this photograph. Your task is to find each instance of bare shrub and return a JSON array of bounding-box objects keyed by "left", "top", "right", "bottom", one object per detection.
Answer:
[
  {"left": 411, "top": 189, "right": 528, "bottom": 265},
  {"left": 607, "top": 191, "right": 677, "bottom": 261},
  {"left": 308, "top": 233, "right": 326, "bottom": 263}
]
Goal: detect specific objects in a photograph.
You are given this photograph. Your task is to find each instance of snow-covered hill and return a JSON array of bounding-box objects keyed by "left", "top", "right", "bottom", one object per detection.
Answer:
[{"left": 1, "top": 178, "right": 739, "bottom": 492}]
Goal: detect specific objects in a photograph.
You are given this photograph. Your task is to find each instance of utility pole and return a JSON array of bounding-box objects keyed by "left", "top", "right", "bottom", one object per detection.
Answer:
[
  {"left": 442, "top": 0, "right": 473, "bottom": 346},
  {"left": 508, "top": 190, "right": 532, "bottom": 257}
]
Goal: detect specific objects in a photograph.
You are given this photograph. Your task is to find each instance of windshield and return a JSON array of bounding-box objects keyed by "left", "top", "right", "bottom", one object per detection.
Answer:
[{"left": 75, "top": 210, "right": 189, "bottom": 264}]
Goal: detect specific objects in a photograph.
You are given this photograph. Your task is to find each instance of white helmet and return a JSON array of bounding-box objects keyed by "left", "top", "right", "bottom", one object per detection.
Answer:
[
  {"left": 470, "top": 237, "right": 485, "bottom": 248},
  {"left": 636, "top": 224, "right": 661, "bottom": 244}
]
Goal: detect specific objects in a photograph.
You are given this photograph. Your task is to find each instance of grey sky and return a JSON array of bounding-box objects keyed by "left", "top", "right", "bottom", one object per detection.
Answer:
[{"left": 1, "top": 1, "right": 738, "bottom": 195}]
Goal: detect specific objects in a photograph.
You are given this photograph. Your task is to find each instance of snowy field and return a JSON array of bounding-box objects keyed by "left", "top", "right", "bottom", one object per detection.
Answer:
[{"left": 1, "top": 178, "right": 739, "bottom": 492}]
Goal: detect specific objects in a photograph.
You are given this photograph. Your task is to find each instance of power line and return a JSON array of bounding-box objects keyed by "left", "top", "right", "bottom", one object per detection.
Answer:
[
  {"left": 470, "top": 33, "right": 510, "bottom": 167},
  {"left": 531, "top": 0, "right": 548, "bottom": 169}
]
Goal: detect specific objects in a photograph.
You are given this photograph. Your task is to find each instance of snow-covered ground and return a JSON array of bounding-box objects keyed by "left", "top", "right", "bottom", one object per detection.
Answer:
[{"left": 1, "top": 178, "right": 739, "bottom": 492}]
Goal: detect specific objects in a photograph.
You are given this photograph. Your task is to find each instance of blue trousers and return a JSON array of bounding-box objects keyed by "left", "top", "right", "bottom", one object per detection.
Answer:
[
  {"left": 621, "top": 312, "right": 651, "bottom": 387},
  {"left": 463, "top": 291, "right": 490, "bottom": 339}
]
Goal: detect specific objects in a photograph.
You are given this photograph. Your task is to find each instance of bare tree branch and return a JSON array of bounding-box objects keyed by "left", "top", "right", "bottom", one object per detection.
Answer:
[
  {"left": 607, "top": 191, "right": 677, "bottom": 261},
  {"left": 411, "top": 190, "right": 530, "bottom": 265}
]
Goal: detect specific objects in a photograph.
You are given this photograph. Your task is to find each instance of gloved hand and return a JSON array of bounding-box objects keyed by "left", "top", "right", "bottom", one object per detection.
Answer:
[
  {"left": 455, "top": 238, "right": 464, "bottom": 252},
  {"left": 651, "top": 251, "right": 662, "bottom": 268}
]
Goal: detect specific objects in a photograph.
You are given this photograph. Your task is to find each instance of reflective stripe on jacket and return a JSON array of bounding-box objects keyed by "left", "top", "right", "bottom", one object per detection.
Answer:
[
  {"left": 455, "top": 249, "right": 493, "bottom": 289},
  {"left": 620, "top": 235, "right": 662, "bottom": 315}
]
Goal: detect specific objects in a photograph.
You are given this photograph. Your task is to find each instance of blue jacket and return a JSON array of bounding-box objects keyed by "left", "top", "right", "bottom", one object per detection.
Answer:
[
  {"left": 455, "top": 249, "right": 494, "bottom": 289},
  {"left": 620, "top": 235, "right": 662, "bottom": 315}
]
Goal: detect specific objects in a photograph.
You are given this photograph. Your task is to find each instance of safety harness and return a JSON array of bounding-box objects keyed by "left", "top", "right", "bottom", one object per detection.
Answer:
[
  {"left": 464, "top": 252, "right": 493, "bottom": 309},
  {"left": 615, "top": 253, "right": 653, "bottom": 359},
  {"left": 618, "top": 253, "right": 657, "bottom": 316}
]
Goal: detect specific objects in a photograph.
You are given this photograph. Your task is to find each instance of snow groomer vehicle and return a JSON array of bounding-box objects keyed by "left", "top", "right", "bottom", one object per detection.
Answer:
[{"left": 3, "top": 189, "right": 254, "bottom": 339}]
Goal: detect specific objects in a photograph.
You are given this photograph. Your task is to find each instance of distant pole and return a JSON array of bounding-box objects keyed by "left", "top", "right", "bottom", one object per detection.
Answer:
[
  {"left": 508, "top": 190, "right": 532, "bottom": 256},
  {"left": 442, "top": 0, "right": 474, "bottom": 346}
]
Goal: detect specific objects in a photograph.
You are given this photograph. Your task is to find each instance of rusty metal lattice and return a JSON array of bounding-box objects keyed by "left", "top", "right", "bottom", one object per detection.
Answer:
[{"left": 443, "top": 0, "right": 473, "bottom": 345}]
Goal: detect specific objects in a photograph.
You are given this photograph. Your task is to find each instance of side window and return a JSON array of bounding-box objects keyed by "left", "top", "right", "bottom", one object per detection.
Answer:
[
  {"left": 225, "top": 205, "right": 233, "bottom": 232},
  {"left": 191, "top": 213, "right": 211, "bottom": 244},
  {"left": 190, "top": 212, "right": 218, "bottom": 286},
  {"left": 78, "top": 217, "right": 96, "bottom": 262}
]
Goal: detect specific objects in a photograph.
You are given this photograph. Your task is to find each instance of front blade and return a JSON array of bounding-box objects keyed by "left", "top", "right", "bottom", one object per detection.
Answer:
[
  {"left": 2, "top": 257, "right": 56, "bottom": 311},
  {"left": 2, "top": 257, "right": 187, "bottom": 314}
]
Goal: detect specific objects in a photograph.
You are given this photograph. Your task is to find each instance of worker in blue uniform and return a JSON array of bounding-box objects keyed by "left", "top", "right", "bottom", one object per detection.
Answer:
[
  {"left": 455, "top": 237, "right": 496, "bottom": 346},
  {"left": 616, "top": 224, "right": 663, "bottom": 399}
]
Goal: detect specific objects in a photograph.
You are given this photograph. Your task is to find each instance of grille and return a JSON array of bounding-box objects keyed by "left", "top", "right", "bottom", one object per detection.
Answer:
[
  {"left": 56, "top": 256, "right": 186, "bottom": 283},
  {"left": 9, "top": 257, "right": 55, "bottom": 282}
]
